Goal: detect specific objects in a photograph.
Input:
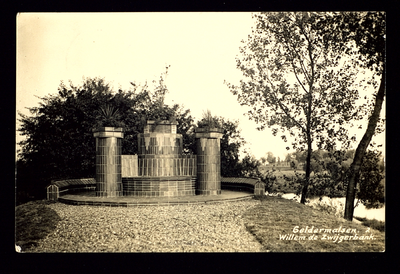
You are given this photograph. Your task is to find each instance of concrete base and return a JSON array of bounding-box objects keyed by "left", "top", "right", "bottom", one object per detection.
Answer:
[
  {"left": 196, "top": 189, "right": 221, "bottom": 195},
  {"left": 57, "top": 190, "right": 253, "bottom": 206}
]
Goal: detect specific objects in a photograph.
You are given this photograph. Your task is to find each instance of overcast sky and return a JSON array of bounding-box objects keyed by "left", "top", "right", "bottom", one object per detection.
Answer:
[{"left": 16, "top": 12, "right": 385, "bottom": 160}]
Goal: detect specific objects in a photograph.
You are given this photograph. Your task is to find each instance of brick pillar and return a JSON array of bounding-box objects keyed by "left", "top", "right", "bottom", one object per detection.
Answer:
[
  {"left": 195, "top": 128, "right": 224, "bottom": 195},
  {"left": 254, "top": 181, "right": 266, "bottom": 197},
  {"left": 93, "top": 127, "right": 124, "bottom": 197}
]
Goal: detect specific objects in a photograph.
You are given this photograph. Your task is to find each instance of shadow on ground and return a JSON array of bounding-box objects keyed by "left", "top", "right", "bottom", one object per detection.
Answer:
[{"left": 16, "top": 200, "right": 61, "bottom": 252}]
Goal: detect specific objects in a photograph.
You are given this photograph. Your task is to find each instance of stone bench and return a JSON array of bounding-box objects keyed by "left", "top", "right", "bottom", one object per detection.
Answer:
[
  {"left": 221, "top": 177, "right": 266, "bottom": 197},
  {"left": 47, "top": 178, "right": 96, "bottom": 201}
]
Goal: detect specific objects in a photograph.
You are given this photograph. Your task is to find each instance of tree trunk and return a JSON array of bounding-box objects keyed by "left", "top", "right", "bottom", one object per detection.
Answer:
[
  {"left": 344, "top": 68, "right": 385, "bottom": 221},
  {"left": 300, "top": 137, "right": 312, "bottom": 204}
]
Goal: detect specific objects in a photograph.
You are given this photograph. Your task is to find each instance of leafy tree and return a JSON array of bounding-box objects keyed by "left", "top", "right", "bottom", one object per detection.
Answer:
[
  {"left": 238, "top": 154, "right": 261, "bottom": 177},
  {"left": 238, "top": 153, "right": 277, "bottom": 192},
  {"left": 227, "top": 12, "right": 363, "bottom": 203},
  {"left": 260, "top": 157, "right": 267, "bottom": 166},
  {"left": 219, "top": 119, "right": 247, "bottom": 177},
  {"left": 316, "top": 12, "right": 385, "bottom": 220},
  {"left": 290, "top": 159, "right": 298, "bottom": 170},
  {"left": 284, "top": 153, "right": 293, "bottom": 164},
  {"left": 266, "top": 152, "right": 276, "bottom": 164}
]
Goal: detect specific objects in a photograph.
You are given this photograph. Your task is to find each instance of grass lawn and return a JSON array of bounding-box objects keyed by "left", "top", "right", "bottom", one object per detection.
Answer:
[{"left": 242, "top": 196, "right": 385, "bottom": 252}]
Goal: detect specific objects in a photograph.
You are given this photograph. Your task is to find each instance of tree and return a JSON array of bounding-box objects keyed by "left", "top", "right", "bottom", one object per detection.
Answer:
[
  {"left": 290, "top": 159, "right": 298, "bottom": 170},
  {"left": 16, "top": 71, "right": 194, "bottom": 204},
  {"left": 260, "top": 157, "right": 267, "bottom": 166},
  {"left": 266, "top": 151, "right": 276, "bottom": 164},
  {"left": 227, "top": 12, "right": 363, "bottom": 204},
  {"left": 284, "top": 153, "right": 293, "bottom": 164},
  {"left": 238, "top": 153, "right": 277, "bottom": 192},
  {"left": 316, "top": 12, "right": 385, "bottom": 220},
  {"left": 239, "top": 154, "right": 262, "bottom": 177}
]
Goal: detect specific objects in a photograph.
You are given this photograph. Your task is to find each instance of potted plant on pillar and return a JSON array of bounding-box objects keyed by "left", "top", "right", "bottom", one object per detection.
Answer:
[
  {"left": 93, "top": 105, "right": 124, "bottom": 197},
  {"left": 94, "top": 104, "right": 125, "bottom": 130},
  {"left": 195, "top": 109, "right": 223, "bottom": 134}
]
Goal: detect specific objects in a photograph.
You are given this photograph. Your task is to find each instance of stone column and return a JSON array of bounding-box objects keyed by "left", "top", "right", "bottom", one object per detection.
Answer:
[
  {"left": 93, "top": 127, "right": 124, "bottom": 197},
  {"left": 195, "top": 127, "right": 224, "bottom": 195}
]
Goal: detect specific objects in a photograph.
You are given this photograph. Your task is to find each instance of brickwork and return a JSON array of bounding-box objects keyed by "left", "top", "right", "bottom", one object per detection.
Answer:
[
  {"left": 254, "top": 181, "right": 266, "bottom": 197},
  {"left": 195, "top": 128, "right": 223, "bottom": 195},
  {"left": 123, "top": 176, "right": 195, "bottom": 197},
  {"left": 138, "top": 155, "right": 196, "bottom": 177},
  {"left": 94, "top": 127, "right": 124, "bottom": 197}
]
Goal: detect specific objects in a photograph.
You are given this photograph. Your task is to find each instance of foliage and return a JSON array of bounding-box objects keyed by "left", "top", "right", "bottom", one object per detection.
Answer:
[
  {"left": 316, "top": 12, "right": 385, "bottom": 73},
  {"left": 259, "top": 170, "right": 277, "bottom": 192},
  {"left": 290, "top": 159, "right": 298, "bottom": 169},
  {"left": 238, "top": 154, "right": 261, "bottom": 177},
  {"left": 239, "top": 153, "right": 277, "bottom": 192},
  {"left": 197, "top": 109, "right": 222, "bottom": 129},
  {"left": 283, "top": 149, "right": 348, "bottom": 198},
  {"left": 227, "top": 12, "right": 364, "bottom": 203},
  {"left": 322, "top": 12, "right": 386, "bottom": 221},
  {"left": 282, "top": 148, "right": 385, "bottom": 207},
  {"left": 307, "top": 197, "right": 345, "bottom": 218},
  {"left": 260, "top": 157, "right": 267, "bottom": 165},
  {"left": 356, "top": 150, "right": 385, "bottom": 209},
  {"left": 266, "top": 151, "right": 276, "bottom": 164},
  {"left": 314, "top": 12, "right": 385, "bottom": 220},
  {"left": 94, "top": 104, "right": 124, "bottom": 129}
]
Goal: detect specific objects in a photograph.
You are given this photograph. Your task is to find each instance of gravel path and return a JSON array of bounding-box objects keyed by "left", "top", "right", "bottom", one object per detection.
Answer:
[{"left": 26, "top": 200, "right": 264, "bottom": 252}]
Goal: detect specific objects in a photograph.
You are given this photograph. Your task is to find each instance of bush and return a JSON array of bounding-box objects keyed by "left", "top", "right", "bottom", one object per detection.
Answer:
[{"left": 307, "top": 197, "right": 345, "bottom": 218}]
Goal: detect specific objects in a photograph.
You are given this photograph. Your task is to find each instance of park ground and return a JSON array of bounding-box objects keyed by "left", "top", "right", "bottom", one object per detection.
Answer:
[{"left": 15, "top": 194, "right": 384, "bottom": 252}]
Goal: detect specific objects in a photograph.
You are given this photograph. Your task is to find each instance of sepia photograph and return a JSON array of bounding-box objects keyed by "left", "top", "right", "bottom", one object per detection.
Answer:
[{"left": 16, "top": 12, "right": 385, "bottom": 253}]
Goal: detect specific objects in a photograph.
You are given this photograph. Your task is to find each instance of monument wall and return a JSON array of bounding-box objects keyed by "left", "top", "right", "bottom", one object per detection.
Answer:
[{"left": 122, "top": 120, "right": 196, "bottom": 197}]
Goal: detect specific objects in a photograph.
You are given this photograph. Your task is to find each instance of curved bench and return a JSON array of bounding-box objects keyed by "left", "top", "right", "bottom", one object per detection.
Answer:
[
  {"left": 47, "top": 178, "right": 96, "bottom": 201},
  {"left": 47, "top": 177, "right": 266, "bottom": 201},
  {"left": 221, "top": 177, "right": 266, "bottom": 196}
]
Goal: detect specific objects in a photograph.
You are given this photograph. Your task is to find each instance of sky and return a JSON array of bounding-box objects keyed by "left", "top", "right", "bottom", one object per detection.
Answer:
[{"left": 16, "top": 12, "right": 385, "bottom": 161}]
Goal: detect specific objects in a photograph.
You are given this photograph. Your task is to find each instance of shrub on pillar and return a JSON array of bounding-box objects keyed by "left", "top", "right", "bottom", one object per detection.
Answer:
[
  {"left": 195, "top": 127, "right": 224, "bottom": 195},
  {"left": 93, "top": 127, "right": 124, "bottom": 197}
]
